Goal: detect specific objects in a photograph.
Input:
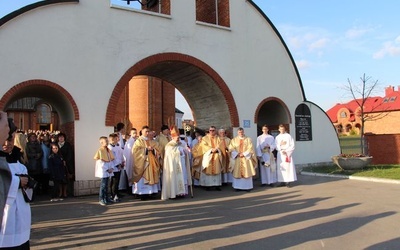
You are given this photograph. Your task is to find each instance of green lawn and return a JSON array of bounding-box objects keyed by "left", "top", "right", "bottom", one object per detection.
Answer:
[
  {"left": 307, "top": 135, "right": 400, "bottom": 180},
  {"left": 302, "top": 165, "right": 400, "bottom": 180}
]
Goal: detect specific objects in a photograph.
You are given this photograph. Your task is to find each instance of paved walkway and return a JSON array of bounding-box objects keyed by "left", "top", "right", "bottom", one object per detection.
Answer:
[{"left": 29, "top": 175, "right": 400, "bottom": 250}]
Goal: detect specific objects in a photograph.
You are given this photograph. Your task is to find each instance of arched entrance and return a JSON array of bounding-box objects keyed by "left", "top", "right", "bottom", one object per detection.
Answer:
[
  {"left": 106, "top": 53, "right": 239, "bottom": 131},
  {"left": 254, "top": 97, "right": 291, "bottom": 136},
  {"left": 0, "top": 79, "right": 80, "bottom": 141}
]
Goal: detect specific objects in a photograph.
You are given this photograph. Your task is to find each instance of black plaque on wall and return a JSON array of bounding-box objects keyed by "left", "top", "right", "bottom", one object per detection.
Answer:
[{"left": 295, "top": 104, "right": 312, "bottom": 141}]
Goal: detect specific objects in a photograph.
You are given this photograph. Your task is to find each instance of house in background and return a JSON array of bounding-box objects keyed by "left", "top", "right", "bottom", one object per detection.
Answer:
[{"left": 326, "top": 85, "right": 400, "bottom": 135}]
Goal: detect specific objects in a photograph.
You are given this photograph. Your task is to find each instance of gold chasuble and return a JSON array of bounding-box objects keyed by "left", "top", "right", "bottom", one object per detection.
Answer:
[
  {"left": 201, "top": 134, "right": 222, "bottom": 175},
  {"left": 191, "top": 141, "right": 204, "bottom": 180},
  {"left": 229, "top": 136, "right": 257, "bottom": 179},
  {"left": 132, "top": 136, "right": 161, "bottom": 184},
  {"left": 156, "top": 133, "right": 170, "bottom": 161},
  {"left": 219, "top": 137, "right": 231, "bottom": 174}
]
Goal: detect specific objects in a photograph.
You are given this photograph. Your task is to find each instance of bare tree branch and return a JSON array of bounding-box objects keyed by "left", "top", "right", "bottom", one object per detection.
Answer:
[{"left": 342, "top": 74, "right": 388, "bottom": 155}]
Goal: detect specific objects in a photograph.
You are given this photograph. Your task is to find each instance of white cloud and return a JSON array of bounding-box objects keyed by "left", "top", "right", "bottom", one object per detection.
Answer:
[
  {"left": 296, "top": 60, "right": 310, "bottom": 70},
  {"left": 309, "top": 38, "right": 329, "bottom": 52},
  {"left": 373, "top": 36, "right": 400, "bottom": 59},
  {"left": 278, "top": 24, "right": 331, "bottom": 56},
  {"left": 345, "top": 27, "right": 370, "bottom": 39}
]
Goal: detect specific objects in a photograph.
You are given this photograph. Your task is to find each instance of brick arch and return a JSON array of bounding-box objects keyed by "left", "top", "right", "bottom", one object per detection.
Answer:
[
  {"left": 253, "top": 96, "right": 292, "bottom": 124},
  {"left": 0, "top": 79, "right": 80, "bottom": 121},
  {"left": 106, "top": 52, "right": 239, "bottom": 127}
]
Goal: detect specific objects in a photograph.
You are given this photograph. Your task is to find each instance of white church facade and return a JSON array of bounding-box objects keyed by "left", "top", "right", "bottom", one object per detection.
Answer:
[{"left": 0, "top": 0, "right": 340, "bottom": 195}]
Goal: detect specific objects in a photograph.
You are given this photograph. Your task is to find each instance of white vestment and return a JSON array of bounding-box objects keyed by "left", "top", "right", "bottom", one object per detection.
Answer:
[
  {"left": 161, "top": 141, "right": 191, "bottom": 200},
  {"left": 256, "top": 133, "right": 277, "bottom": 184},
  {"left": 0, "top": 162, "right": 31, "bottom": 248},
  {"left": 275, "top": 132, "right": 297, "bottom": 182},
  {"left": 123, "top": 137, "right": 136, "bottom": 188}
]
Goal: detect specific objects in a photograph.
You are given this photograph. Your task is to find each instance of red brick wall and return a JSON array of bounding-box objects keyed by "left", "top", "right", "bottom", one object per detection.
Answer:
[
  {"left": 126, "top": 76, "right": 175, "bottom": 132},
  {"left": 60, "top": 121, "right": 75, "bottom": 146},
  {"left": 129, "top": 76, "right": 150, "bottom": 130},
  {"left": 196, "top": 0, "right": 217, "bottom": 24},
  {"left": 365, "top": 134, "right": 400, "bottom": 164},
  {"left": 142, "top": 0, "right": 171, "bottom": 15},
  {"left": 218, "top": 0, "right": 230, "bottom": 27},
  {"left": 196, "top": 0, "right": 230, "bottom": 27},
  {"left": 162, "top": 81, "right": 175, "bottom": 126},
  {"left": 114, "top": 84, "right": 129, "bottom": 126}
]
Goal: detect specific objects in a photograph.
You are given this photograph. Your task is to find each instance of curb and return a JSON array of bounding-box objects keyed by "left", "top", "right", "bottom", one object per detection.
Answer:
[{"left": 300, "top": 171, "right": 400, "bottom": 185}]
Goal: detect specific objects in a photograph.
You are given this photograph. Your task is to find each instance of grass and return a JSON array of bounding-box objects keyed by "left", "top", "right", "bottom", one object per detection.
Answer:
[
  {"left": 309, "top": 135, "right": 400, "bottom": 180},
  {"left": 302, "top": 164, "right": 400, "bottom": 180}
]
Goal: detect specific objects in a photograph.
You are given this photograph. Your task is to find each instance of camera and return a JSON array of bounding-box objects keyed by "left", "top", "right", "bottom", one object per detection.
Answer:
[{"left": 15, "top": 174, "right": 38, "bottom": 189}]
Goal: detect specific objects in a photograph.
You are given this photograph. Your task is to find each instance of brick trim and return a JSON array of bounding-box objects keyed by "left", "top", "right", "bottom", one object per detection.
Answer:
[
  {"left": 253, "top": 96, "right": 292, "bottom": 124},
  {"left": 0, "top": 79, "right": 80, "bottom": 120},
  {"left": 106, "top": 52, "right": 239, "bottom": 127}
]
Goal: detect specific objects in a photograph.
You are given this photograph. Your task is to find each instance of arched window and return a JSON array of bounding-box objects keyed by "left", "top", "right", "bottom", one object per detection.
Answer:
[
  {"left": 336, "top": 124, "right": 343, "bottom": 133},
  {"left": 37, "top": 103, "right": 51, "bottom": 124},
  {"left": 346, "top": 124, "right": 352, "bottom": 133},
  {"left": 340, "top": 111, "right": 347, "bottom": 118}
]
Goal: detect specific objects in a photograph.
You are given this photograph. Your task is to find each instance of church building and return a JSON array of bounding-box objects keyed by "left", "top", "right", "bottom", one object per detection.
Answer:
[{"left": 0, "top": 0, "right": 340, "bottom": 195}]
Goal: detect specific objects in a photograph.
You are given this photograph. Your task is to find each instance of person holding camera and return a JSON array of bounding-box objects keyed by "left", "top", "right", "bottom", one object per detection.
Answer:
[
  {"left": 0, "top": 111, "right": 11, "bottom": 232},
  {"left": 0, "top": 117, "right": 32, "bottom": 249}
]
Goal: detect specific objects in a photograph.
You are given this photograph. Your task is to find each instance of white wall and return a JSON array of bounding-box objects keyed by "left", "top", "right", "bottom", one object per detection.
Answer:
[{"left": 0, "top": 0, "right": 340, "bottom": 181}]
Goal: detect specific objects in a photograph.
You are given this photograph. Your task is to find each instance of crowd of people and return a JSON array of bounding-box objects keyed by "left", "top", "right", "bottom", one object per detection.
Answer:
[
  {"left": 0, "top": 112, "right": 77, "bottom": 248},
  {"left": 0, "top": 109, "right": 298, "bottom": 248},
  {"left": 1, "top": 112, "right": 32, "bottom": 249},
  {"left": 94, "top": 122, "right": 297, "bottom": 206},
  {"left": 14, "top": 130, "right": 75, "bottom": 202}
]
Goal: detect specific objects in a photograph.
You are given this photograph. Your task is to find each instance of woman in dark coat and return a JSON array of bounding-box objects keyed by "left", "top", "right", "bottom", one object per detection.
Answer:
[{"left": 48, "top": 143, "right": 68, "bottom": 201}]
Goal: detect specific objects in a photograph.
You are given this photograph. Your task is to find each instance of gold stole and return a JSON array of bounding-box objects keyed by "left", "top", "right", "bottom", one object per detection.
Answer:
[
  {"left": 239, "top": 138, "right": 245, "bottom": 178},
  {"left": 220, "top": 138, "right": 230, "bottom": 173},
  {"left": 204, "top": 136, "right": 217, "bottom": 175},
  {"left": 142, "top": 140, "right": 161, "bottom": 185},
  {"left": 94, "top": 147, "right": 115, "bottom": 162}
]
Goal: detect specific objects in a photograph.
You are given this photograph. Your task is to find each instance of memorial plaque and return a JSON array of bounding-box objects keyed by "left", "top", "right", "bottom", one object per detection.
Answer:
[{"left": 295, "top": 104, "right": 312, "bottom": 141}]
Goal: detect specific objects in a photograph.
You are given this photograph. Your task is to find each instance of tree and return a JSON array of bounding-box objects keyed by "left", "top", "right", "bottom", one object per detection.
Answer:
[{"left": 344, "top": 73, "right": 389, "bottom": 155}]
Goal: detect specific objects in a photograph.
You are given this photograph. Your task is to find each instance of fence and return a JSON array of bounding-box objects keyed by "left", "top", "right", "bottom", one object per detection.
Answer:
[{"left": 339, "top": 136, "right": 362, "bottom": 154}]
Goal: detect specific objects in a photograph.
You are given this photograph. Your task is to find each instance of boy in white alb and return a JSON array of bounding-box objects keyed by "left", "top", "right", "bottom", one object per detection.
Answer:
[
  {"left": 94, "top": 136, "right": 114, "bottom": 206},
  {"left": 256, "top": 125, "right": 277, "bottom": 186},
  {"left": 275, "top": 124, "right": 297, "bottom": 187},
  {"left": 108, "top": 133, "right": 125, "bottom": 202}
]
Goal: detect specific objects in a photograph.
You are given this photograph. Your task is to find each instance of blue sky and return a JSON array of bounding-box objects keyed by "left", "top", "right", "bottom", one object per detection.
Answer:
[{"left": 1, "top": 1, "right": 399, "bottom": 119}]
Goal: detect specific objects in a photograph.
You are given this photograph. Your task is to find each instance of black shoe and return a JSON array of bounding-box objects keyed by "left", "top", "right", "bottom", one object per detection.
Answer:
[
  {"left": 216, "top": 187, "right": 222, "bottom": 191},
  {"left": 140, "top": 195, "right": 149, "bottom": 201},
  {"left": 205, "top": 187, "right": 212, "bottom": 191},
  {"left": 286, "top": 182, "right": 291, "bottom": 188},
  {"left": 260, "top": 184, "right": 267, "bottom": 187}
]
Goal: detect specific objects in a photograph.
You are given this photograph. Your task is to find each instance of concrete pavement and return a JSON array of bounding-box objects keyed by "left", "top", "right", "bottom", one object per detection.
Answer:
[{"left": 29, "top": 175, "right": 400, "bottom": 249}]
